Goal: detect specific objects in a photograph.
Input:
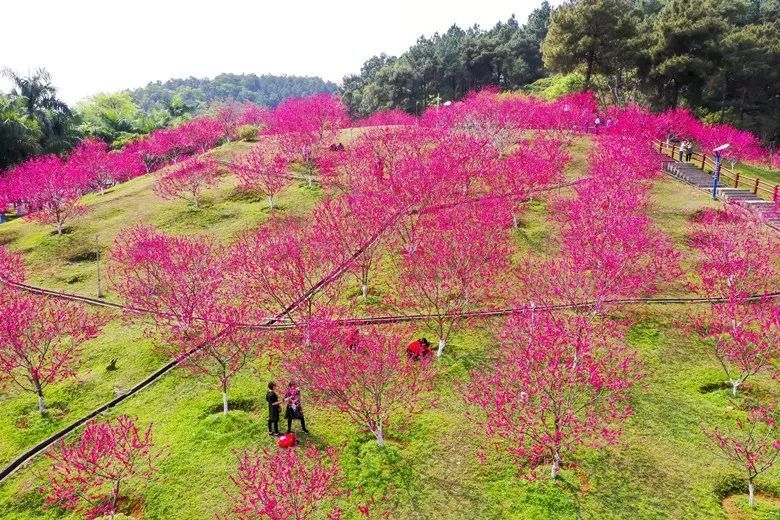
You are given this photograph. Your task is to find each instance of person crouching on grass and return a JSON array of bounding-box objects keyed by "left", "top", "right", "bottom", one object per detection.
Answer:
[
  {"left": 266, "top": 381, "right": 281, "bottom": 436},
  {"left": 284, "top": 381, "right": 309, "bottom": 434}
]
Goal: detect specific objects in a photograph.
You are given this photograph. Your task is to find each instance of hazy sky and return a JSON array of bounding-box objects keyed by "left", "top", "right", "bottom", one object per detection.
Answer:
[{"left": 1, "top": 0, "right": 551, "bottom": 104}]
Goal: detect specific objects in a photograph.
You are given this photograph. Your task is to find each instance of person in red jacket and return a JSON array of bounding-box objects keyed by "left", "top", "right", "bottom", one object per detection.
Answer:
[{"left": 406, "top": 337, "right": 432, "bottom": 360}]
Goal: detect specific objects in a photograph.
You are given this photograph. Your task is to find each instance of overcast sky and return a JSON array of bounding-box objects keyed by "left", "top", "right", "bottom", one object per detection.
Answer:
[{"left": 1, "top": 0, "right": 551, "bottom": 104}]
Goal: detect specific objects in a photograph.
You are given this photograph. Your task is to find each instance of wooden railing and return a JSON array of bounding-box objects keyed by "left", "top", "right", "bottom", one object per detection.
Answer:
[{"left": 657, "top": 141, "right": 779, "bottom": 202}]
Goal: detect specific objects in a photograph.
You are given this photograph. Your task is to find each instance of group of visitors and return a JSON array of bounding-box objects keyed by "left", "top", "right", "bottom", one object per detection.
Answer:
[
  {"left": 265, "top": 381, "right": 308, "bottom": 437},
  {"left": 264, "top": 337, "right": 435, "bottom": 437},
  {"left": 678, "top": 140, "right": 694, "bottom": 162}
]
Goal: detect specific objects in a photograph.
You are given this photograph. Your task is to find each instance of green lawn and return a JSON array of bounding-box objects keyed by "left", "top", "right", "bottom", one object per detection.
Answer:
[{"left": 0, "top": 140, "right": 777, "bottom": 519}]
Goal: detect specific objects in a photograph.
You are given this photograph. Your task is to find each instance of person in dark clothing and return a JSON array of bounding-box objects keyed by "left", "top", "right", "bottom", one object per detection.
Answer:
[
  {"left": 266, "top": 382, "right": 281, "bottom": 436},
  {"left": 284, "top": 381, "right": 309, "bottom": 434}
]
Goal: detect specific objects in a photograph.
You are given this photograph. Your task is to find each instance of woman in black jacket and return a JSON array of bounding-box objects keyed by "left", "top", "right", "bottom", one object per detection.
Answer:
[{"left": 266, "top": 381, "right": 281, "bottom": 436}]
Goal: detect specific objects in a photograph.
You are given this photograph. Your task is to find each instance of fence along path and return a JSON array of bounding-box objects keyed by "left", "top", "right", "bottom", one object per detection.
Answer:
[{"left": 657, "top": 141, "right": 780, "bottom": 232}]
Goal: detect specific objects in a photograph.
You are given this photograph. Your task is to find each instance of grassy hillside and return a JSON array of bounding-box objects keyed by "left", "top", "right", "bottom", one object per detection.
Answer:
[{"left": 0, "top": 137, "right": 778, "bottom": 519}]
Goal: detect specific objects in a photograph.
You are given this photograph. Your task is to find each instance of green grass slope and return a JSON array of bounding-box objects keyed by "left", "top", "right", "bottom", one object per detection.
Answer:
[{"left": 0, "top": 139, "right": 778, "bottom": 519}]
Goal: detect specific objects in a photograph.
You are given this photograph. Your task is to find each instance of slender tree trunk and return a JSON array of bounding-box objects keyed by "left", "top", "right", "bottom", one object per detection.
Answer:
[
  {"left": 437, "top": 338, "right": 446, "bottom": 358},
  {"left": 37, "top": 392, "right": 46, "bottom": 415},
  {"left": 731, "top": 380, "right": 740, "bottom": 397},
  {"left": 34, "top": 380, "right": 46, "bottom": 415},
  {"left": 223, "top": 391, "right": 229, "bottom": 415},
  {"left": 551, "top": 454, "right": 561, "bottom": 479},
  {"left": 375, "top": 424, "right": 385, "bottom": 448},
  {"left": 267, "top": 195, "right": 274, "bottom": 209},
  {"left": 748, "top": 480, "right": 755, "bottom": 508},
  {"left": 512, "top": 213, "right": 519, "bottom": 228},
  {"left": 56, "top": 220, "right": 63, "bottom": 235},
  {"left": 361, "top": 284, "right": 368, "bottom": 299}
]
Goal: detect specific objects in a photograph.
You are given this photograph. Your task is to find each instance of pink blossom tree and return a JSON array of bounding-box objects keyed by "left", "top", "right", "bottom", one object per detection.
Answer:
[
  {"left": 311, "top": 196, "right": 388, "bottom": 298},
  {"left": 0, "top": 244, "right": 25, "bottom": 282},
  {"left": 235, "top": 141, "right": 292, "bottom": 209},
  {"left": 67, "top": 139, "right": 144, "bottom": 195},
  {"left": 109, "top": 225, "right": 259, "bottom": 415},
  {"left": 0, "top": 290, "right": 106, "bottom": 414},
  {"left": 393, "top": 202, "right": 512, "bottom": 357},
  {"left": 465, "top": 311, "right": 641, "bottom": 479},
  {"left": 688, "top": 205, "right": 780, "bottom": 301},
  {"left": 285, "top": 322, "right": 435, "bottom": 446},
  {"left": 691, "top": 300, "right": 779, "bottom": 397},
  {"left": 268, "top": 94, "right": 349, "bottom": 187},
  {"left": 16, "top": 155, "right": 88, "bottom": 234},
  {"left": 44, "top": 415, "right": 159, "bottom": 520},
  {"left": 704, "top": 406, "right": 780, "bottom": 508},
  {"left": 688, "top": 206, "right": 780, "bottom": 395},
  {"left": 230, "top": 215, "right": 344, "bottom": 324},
  {"left": 228, "top": 446, "right": 343, "bottom": 520},
  {"left": 154, "top": 155, "right": 221, "bottom": 208}
]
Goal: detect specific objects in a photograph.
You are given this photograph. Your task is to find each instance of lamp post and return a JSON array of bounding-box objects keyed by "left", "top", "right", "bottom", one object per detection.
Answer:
[
  {"left": 711, "top": 143, "right": 730, "bottom": 200},
  {"left": 96, "top": 233, "right": 103, "bottom": 299}
]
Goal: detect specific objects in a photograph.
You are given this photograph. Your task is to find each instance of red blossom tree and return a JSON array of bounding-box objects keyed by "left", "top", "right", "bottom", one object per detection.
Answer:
[
  {"left": 235, "top": 141, "right": 292, "bottom": 209},
  {"left": 0, "top": 290, "right": 106, "bottom": 414},
  {"left": 285, "top": 322, "right": 435, "bottom": 446},
  {"left": 154, "top": 155, "right": 221, "bottom": 208},
  {"left": 44, "top": 415, "right": 159, "bottom": 520},
  {"left": 704, "top": 406, "right": 780, "bottom": 508},
  {"left": 228, "top": 446, "right": 343, "bottom": 520},
  {"left": 465, "top": 311, "right": 641, "bottom": 479},
  {"left": 109, "top": 225, "right": 259, "bottom": 414}
]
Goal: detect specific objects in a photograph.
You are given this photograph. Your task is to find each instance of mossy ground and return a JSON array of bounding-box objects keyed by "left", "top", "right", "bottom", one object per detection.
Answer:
[{"left": 0, "top": 139, "right": 777, "bottom": 519}]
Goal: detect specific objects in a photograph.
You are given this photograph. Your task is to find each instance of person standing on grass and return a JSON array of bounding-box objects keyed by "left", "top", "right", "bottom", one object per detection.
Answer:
[
  {"left": 284, "top": 381, "right": 309, "bottom": 434},
  {"left": 266, "top": 381, "right": 281, "bottom": 436},
  {"left": 686, "top": 142, "right": 694, "bottom": 161}
]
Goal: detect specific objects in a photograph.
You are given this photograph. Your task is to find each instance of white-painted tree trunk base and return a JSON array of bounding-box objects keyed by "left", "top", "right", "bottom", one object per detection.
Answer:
[
  {"left": 437, "top": 339, "right": 446, "bottom": 358},
  {"left": 223, "top": 391, "right": 229, "bottom": 415}
]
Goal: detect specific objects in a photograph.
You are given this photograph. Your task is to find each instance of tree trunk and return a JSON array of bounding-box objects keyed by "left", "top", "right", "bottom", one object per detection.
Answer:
[
  {"left": 37, "top": 392, "right": 46, "bottom": 415},
  {"left": 551, "top": 454, "right": 561, "bottom": 479},
  {"left": 267, "top": 196, "right": 274, "bottom": 210},
  {"left": 361, "top": 284, "right": 368, "bottom": 299},
  {"left": 307, "top": 175, "right": 313, "bottom": 187},
  {"left": 584, "top": 52, "right": 594, "bottom": 92},
  {"left": 56, "top": 221, "right": 63, "bottom": 235},
  {"left": 437, "top": 338, "right": 446, "bottom": 358},
  {"left": 748, "top": 480, "right": 755, "bottom": 508},
  {"left": 731, "top": 380, "right": 740, "bottom": 397},
  {"left": 223, "top": 390, "right": 229, "bottom": 416},
  {"left": 512, "top": 213, "right": 519, "bottom": 228},
  {"left": 375, "top": 424, "right": 385, "bottom": 448}
]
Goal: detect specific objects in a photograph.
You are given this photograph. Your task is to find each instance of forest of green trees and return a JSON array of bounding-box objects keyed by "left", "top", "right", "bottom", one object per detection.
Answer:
[
  {"left": 341, "top": 0, "right": 780, "bottom": 145},
  {"left": 0, "top": 71, "right": 336, "bottom": 169}
]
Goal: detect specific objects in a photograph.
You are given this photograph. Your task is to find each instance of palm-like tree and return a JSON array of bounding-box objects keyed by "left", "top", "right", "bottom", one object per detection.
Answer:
[
  {"left": 2, "top": 67, "right": 71, "bottom": 120},
  {"left": 2, "top": 67, "right": 76, "bottom": 154},
  {"left": 0, "top": 95, "right": 42, "bottom": 169}
]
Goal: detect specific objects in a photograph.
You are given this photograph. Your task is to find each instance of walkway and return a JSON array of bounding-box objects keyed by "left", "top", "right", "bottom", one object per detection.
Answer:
[{"left": 662, "top": 159, "right": 780, "bottom": 230}]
